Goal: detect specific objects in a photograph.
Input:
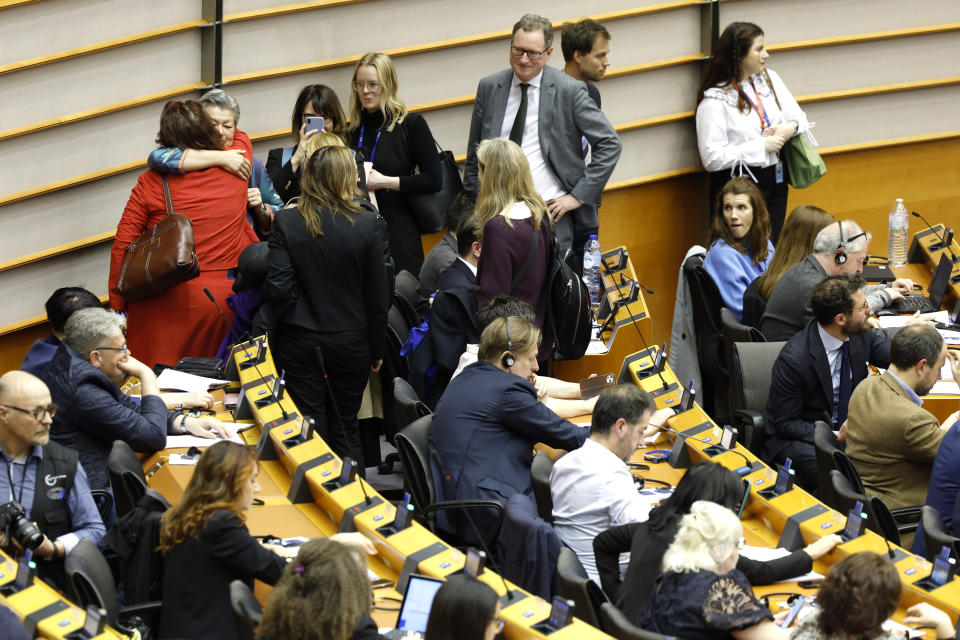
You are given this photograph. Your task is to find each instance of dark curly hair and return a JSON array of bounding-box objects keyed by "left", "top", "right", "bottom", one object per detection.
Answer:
[{"left": 814, "top": 552, "right": 901, "bottom": 640}]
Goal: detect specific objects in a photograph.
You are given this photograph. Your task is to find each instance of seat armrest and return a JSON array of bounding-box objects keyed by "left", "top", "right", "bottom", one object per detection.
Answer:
[{"left": 420, "top": 500, "right": 506, "bottom": 547}]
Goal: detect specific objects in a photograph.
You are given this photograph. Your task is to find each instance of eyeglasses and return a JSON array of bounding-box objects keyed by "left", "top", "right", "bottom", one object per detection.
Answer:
[
  {"left": 510, "top": 45, "right": 547, "bottom": 60},
  {"left": 3, "top": 403, "right": 58, "bottom": 421},
  {"left": 96, "top": 344, "right": 129, "bottom": 356},
  {"left": 353, "top": 81, "right": 381, "bottom": 92},
  {"left": 847, "top": 301, "right": 870, "bottom": 313}
]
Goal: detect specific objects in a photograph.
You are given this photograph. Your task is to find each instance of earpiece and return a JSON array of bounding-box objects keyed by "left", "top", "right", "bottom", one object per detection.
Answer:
[
  {"left": 501, "top": 317, "right": 515, "bottom": 369},
  {"left": 834, "top": 220, "right": 847, "bottom": 265}
]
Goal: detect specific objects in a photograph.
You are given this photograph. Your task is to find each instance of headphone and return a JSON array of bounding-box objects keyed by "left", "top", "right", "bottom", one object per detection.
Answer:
[
  {"left": 834, "top": 220, "right": 868, "bottom": 266},
  {"left": 501, "top": 317, "right": 515, "bottom": 369}
]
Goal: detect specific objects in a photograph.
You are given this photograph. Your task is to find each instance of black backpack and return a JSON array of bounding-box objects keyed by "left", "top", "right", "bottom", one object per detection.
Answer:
[
  {"left": 102, "top": 488, "right": 171, "bottom": 605},
  {"left": 513, "top": 227, "right": 592, "bottom": 361}
]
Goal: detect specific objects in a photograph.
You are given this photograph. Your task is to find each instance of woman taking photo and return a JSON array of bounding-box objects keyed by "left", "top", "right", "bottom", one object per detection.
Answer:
[
  {"left": 109, "top": 100, "right": 258, "bottom": 368},
  {"left": 267, "top": 84, "right": 349, "bottom": 203},
  {"left": 696, "top": 21, "right": 812, "bottom": 242},
  {"left": 347, "top": 52, "right": 442, "bottom": 274},
  {"left": 742, "top": 205, "right": 834, "bottom": 327},
  {"left": 472, "top": 138, "right": 552, "bottom": 364},
  {"left": 424, "top": 574, "right": 503, "bottom": 640},
  {"left": 703, "top": 177, "right": 774, "bottom": 322},
  {"left": 263, "top": 146, "right": 389, "bottom": 470}
]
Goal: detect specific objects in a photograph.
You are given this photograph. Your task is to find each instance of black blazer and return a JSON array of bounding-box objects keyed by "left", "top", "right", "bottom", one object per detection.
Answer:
[
  {"left": 436, "top": 258, "right": 476, "bottom": 292},
  {"left": 263, "top": 202, "right": 390, "bottom": 361},
  {"left": 762, "top": 319, "right": 890, "bottom": 461}
]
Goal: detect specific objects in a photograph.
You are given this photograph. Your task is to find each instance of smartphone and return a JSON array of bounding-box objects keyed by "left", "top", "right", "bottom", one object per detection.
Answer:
[
  {"left": 546, "top": 597, "right": 573, "bottom": 629},
  {"left": 464, "top": 549, "right": 486, "bottom": 577},
  {"left": 736, "top": 478, "right": 751, "bottom": 518},
  {"left": 393, "top": 492, "right": 413, "bottom": 531},
  {"left": 773, "top": 458, "right": 793, "bottom": 494},
  {"left": 842, "top": 500, "right": 865, "bottom": 540},
  {"left": 780, "top": 595, "right": 806, "bottom": 628},
  {"left": 82, "top": 605, "right": 107, "bottom": 637},
  {"left": 305, "top": 116, "right": 325, "bottom": 134}
]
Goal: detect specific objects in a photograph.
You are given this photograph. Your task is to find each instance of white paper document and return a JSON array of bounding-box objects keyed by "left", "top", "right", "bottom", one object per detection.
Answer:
[
  {"left": 738, "top": 545, "right": 824, "bottom": 584},
  {"left": 876, "top": 310, "right": 949, "bottom": 328},
  {"left": 165, "top": 424, "right": 244, "bottom": 449},
  {"left": 156, "top": 368, "right": 229, "bottom": 393}
]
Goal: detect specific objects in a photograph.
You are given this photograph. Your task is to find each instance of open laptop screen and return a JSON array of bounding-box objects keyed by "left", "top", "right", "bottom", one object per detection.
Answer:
[
  {"left": 928, "top": 253, "right": 953, "bottom": 309},
  {"left": 396, "top": 574, "right": 444, "bottom": 633}
]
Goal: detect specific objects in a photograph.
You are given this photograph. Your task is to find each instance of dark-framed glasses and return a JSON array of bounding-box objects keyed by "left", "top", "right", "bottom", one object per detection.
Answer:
[
  {"left": 3, "top": 403, "right": 58, "bottom": 421},
  {"left": 510, "top": 45, "right": 547, "bottom": 60}
]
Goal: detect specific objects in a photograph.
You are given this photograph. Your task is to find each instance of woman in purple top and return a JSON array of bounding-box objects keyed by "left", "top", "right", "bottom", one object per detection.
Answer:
[
  {"left": 473, "top": 138, "right": 552, "bottom": 363},
  {"left": 703, "top": 177, "right": 774, "bottom": 321}
]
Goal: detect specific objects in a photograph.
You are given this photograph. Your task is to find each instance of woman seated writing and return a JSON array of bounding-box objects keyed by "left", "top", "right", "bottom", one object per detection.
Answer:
[{"left": 703, "top": 177, "right": 774, "bottom": 322}]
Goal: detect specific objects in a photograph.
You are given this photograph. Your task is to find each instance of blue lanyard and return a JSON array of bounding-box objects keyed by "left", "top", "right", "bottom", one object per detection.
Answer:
[{"left": 357, "top": 126, "right": 382, "bottom": 164}]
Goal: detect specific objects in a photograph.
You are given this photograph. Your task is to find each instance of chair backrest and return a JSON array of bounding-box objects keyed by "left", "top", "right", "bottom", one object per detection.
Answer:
[
  {"left": 731, "top": 341, "right": 785, "bottom": 415},
  {"left": 65, "top": 538, "right": 121, "bottom": 626},
  {"left": 394, "top": 415, "right": 436, "bottom": 512},
  {"left": 832, "top": 450, "right": 866, "bottom": 495},
  {"left": 681, "top": 254, "right": 727, "bottom": 420},
  {"left": 721, "top": 307, "right": 766, "bottom": 417},
  {"left": 393, "top": 376, "right": 432, "bottom": 432},
  {"left": 555, "top": 547, "right": 606, "bottom": 629},
  {"left": 530, "top": 451, "right": 555, "bottom": 524},
  {"left": 921, "top": 505, "right": 960, "bottom": 561},
  {"left": 868, "top": 496, "right": 901, "bottom": 546},
  {"left": 829, "top": 470, "right": 862, "bottom": 517},
  {"left": 89, "top": 489, "right": 114, "bottom": 525},
  {"left": 108, "top": 440, "right": 147, "bottom": 519},
  {"left": 386, "top": 304, "right": 412, "bottom": 380},
  {"left": 395, "top": 270, "right": 422, "bottom": 318},
  {"left": 229, "top": 579, "right": 263, "bottom": 640},
  {"left": 813, "top": 421, "right": 841, "bottom": 510},
  {"left": 599, "top": 603, "right": 676, "bottom": 640}
]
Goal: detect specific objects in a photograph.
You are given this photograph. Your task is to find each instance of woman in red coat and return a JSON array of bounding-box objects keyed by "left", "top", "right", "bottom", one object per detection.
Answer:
[{"left": 109, "top": 101, "right": 257, "bottom": 367}]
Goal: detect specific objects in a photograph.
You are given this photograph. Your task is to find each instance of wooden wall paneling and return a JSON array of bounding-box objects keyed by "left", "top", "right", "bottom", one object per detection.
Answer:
[
  {"left": 598, "top": 64, "right": 701, "bottom": 127},
  {"left": 607, "top": 120, "right": 701, "bottom": 185},
  {"left": 0, "top": 172, "right": 140, "bottom": 264},
  {"left": 0, "top": 244, "right": 110, "bottom": 328},
  {"left": 0, "top": 32, "right": 203, "bottom": 136},
  {"left": 0, "top": 324, "right": 47, "bottom": 374},
  {"left": 718, "top": 0, "right": 960, "bottom": 43},
  {"left": 0, "top": 0, "right": 201, "bottom": 67},
  {"left": 769, "top": 30, "right": 960, "bottom": 96}
]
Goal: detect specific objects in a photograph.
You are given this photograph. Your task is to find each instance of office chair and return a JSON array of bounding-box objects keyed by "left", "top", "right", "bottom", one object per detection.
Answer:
[
  {"left": 920, "top": 505, "right": 960, "bottom": 561},
  {"left": 681, "top": 254, "right": 727, "bottom": 423},
  {"left": 108, "top": 440, "right": 148, "bottom": 519},
  {"left": 728, "top": 341, "right": 786, "bottom": 456},
  {"left": 720, "top": 307, "right": 765, "bottom": 420},
  {"left": 832, "top": 453, "right": 921, "bottom": 541},
  {"left": 393, "top": 376, "right": 432, "bottom": 432},
  {"left": 813, "top": 421, "right": 842, "bottom": 510},
  {"left": 89, "top": 489, "right": 114, "bottom": 525},
  {"left": 529, "top": 451, "right": 555, "bottom": 524},
  {"left": 555, "top": 547, "right": 608, "bottom": 629},
  {"left": 829, "top": 471, "right": 915, "bottom": 546},
  {"left": 393, "top": 415, "right": 504, "bottom": 548},
  {"left": 599, "top": 603, "right": 677, "bottom": 640},
  {"left": 230, "top": 580, "right": 263, "bottom": 640},
  {"left": 394, "top": 270, "right": 423, "bottom": 327}
]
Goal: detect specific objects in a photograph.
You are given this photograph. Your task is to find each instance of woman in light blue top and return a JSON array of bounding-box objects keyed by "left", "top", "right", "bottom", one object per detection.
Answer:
[{"left": 703, "top": 176, "right": 774, "bottom": 321}]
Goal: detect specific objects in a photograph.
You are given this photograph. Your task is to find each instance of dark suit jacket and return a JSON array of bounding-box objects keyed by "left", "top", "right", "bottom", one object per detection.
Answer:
[
  {"left": 463, "top": 66, "right": 620, "bottom": 206},
  {"left": 762, "top": 319, "right": 891, "bottom": 461},
  {"left": 429, "top": 362, "right": 586, "bottom": 543},
  {"left": 436, "top": 257, "right": 475, "bottom": 292}
]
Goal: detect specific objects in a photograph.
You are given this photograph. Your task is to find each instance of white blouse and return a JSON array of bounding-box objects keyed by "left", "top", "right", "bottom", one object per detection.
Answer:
[{"left": 695, "top": 69, "right": 812, "bottom": 174}]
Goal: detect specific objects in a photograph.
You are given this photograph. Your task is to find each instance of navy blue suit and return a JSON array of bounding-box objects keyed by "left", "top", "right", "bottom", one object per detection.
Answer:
[
  {"left": 435, "top": 258, "right": 475, "bottom": 292},
  {"left": 762, "top": 319, "right": 890, "bottom": 493},
  {"left": 913, "top": 419, "right": 960, "bottom": 558},
  {"left": 429, "top": 362, "right": 586, "bottom": 543}
]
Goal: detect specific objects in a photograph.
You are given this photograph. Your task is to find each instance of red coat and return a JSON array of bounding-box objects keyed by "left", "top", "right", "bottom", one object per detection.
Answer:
[{"left": 109, "top": 132, "right": 257, "bottom": 367}]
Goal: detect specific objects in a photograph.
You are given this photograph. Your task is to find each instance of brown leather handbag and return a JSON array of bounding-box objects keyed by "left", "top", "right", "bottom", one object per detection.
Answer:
[{"left": 117, "top": 175, "right": 199, "bottom": 302}]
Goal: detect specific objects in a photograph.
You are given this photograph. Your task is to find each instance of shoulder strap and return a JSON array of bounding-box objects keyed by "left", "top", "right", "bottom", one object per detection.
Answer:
[
  {"left": 510, "top": 225, "right": 540, "bottom": 294},
  {"left": 762, "top": 69, "right": 782, "bottom": 111},
  {"left": 161, "top": 174, "right": 175, "bottom": 216}
]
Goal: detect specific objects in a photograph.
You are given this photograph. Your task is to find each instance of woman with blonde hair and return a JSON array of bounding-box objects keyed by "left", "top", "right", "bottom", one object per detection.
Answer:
[
  {"left": 742, "top": 204, "right": 834, "bottom": 327},
  {"left": 264, "top": 145, "right": 389, "bottom": 470},
  {"left": 472, "top": 138, "right": 552, "bottom": 363},
  {"left": 347, "top": 52, "right": 441, "bottom": 274},
  {"left": 641, "top": 500, "right": 787, "bottom": 639}
]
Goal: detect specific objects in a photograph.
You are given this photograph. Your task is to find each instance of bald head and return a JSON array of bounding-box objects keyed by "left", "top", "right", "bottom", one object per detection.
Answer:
[
  {"left": 0, "top": 371, "right": 53, "bottom": 457},
  {"left": 0, "top": 370, "right": 48, "bottom": 404}
]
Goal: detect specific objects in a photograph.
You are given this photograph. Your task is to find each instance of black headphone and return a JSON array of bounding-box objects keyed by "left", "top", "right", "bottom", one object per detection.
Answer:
[
  {"left": 834, "top": 220, "right": 868, "bottom": 266},
  {"left": 501, "top": 317, "right": 515, "bottom": 369}
]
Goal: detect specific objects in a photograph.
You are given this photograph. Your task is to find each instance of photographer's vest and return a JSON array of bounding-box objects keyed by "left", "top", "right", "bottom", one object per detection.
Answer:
[{"left": 30, "top": 441, "right": 78, "bottom": 541}]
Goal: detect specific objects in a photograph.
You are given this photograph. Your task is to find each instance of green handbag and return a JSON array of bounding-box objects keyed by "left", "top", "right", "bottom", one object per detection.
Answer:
[{"left": 762, "top": 69, "right": 826, "bottom": 188}]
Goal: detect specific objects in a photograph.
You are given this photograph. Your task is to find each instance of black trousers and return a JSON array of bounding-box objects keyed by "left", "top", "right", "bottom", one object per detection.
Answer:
[
  {"left": 271, "top": 326, "right": 370, "bottom": 471},
  {"left": 709, "top": 159, "right": 789, "bottom": 244}
]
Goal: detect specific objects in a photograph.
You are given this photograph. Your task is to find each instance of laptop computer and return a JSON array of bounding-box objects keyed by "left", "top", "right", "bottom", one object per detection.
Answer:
[
  {"left": 890, "top": 253, "right": 952, "bottom": 314},
  {"left": 381, "top": 574, "right": 444, "bottom": 640}
]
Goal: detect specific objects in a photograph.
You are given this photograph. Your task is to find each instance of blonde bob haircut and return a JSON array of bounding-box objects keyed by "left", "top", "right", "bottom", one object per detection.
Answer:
[
  {"left": 298, "top": 146, "right": 362, "bottom": 237},
  {"left": 348, "top": 52, "right": 407, "bottom": 133},
  {"left": 473, "top": 138, "right": 547, "bottom": 238},
  {"left": 477, "top": 316, "right": 541, "bottom": 365},
  {"left": 302, "top": 131, "right": 347, "bottom": 159},
  {"left": 662, "top": 500, "right": 742, "bottom": 574}
]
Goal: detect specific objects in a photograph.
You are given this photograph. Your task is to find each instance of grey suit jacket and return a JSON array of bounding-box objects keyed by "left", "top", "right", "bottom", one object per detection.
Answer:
[{"left": 463, "top": 66, "right": 621, "bottom": 206}]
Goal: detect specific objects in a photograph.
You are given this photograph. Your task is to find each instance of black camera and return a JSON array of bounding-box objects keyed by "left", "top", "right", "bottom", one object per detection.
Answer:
[{"left": 0, "top": 502, "right": 44, "bottom": 551}]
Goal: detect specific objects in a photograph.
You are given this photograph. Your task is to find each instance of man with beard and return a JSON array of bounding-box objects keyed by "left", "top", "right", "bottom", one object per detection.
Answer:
[
  {"left": 846, "top": 324, "right": 960, "bottom": 513},
  {"left": 762, "top": 275, "right": 890, "bottom": 494}
]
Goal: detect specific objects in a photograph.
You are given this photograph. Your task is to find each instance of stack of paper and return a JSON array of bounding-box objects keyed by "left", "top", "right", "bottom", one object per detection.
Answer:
[{"left": 156, "top": 368, "right": 230, "bottom": 393}]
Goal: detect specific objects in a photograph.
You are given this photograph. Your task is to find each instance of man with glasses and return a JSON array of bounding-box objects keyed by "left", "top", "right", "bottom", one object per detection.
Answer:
[
  {"left": 463, "top": 13, "right": 621, "bottom": 272},
  {"left": 0, "top": 370, "right": 105, "bottom": 586},
  {"left": 40, "top": 308, "right": 230, "bottom": 490},
  {"left": 762, "top": 276, "right": 892, "bottom": 494}
]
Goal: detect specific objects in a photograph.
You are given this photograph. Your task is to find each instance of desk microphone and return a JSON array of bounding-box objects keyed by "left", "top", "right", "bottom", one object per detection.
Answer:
[
  {"left": 429, "top": 449, "right": 520, "bottom": 605},
  {"left": 911, "top": 212, "right": 959, "bottom": 262},
  {"left": 861, "top": 499, "right": 897, "bottom": 561},
  {"left": 650, "top": 423, "right": 752, "bottom": 469},
  {"left": 616, "top": 273, "right": 670, "bottom": 392},
  {"left": 203, "top": 287, "right": 246, "bottom": 348}
]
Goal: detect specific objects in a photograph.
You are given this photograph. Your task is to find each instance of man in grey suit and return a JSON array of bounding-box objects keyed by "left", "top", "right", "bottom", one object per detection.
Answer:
[{"left": 463, "top": 13, "right": 622, "bottom": 269}]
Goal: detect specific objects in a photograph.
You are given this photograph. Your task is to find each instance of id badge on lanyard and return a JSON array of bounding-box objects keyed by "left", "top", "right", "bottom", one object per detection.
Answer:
[{"left": 748, "top": 81, "right": 784, "bottom": 184}]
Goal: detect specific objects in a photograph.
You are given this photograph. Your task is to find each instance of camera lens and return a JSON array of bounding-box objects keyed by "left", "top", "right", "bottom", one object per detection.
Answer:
[{"left": 11, "top": 516, "right": 44, "bottom": 551}]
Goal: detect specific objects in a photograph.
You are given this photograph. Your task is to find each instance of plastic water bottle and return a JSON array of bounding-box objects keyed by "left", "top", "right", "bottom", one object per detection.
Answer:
[
  {"left": 888, "top": 198, "right": 909, "bottom": 268},
  {"left": 583, "top": 235, "right": 603, "bottom": 306}
]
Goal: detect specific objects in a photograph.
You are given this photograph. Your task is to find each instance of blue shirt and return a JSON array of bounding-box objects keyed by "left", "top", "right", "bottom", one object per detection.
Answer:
[
  {"left": 816, "top": 324, "right": 848, "bottom": 425},
  {"left": 703, "top": 238, "right": 774, "bottom": 321},
  {"left": 913, "top": 418, "right": 960, "bottom": 558},
  {"left": 0, "top": 445, "right": 106, "bottom": 553}
]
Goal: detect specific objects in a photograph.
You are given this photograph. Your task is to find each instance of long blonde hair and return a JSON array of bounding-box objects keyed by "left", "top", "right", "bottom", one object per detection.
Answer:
[
  {"left": 473, "top": 138, "right": 547, "bottom": 236},
  {"left": 347, "top": 52, "right": 407, "bottom": 133},
  {"left": 757, "top": 205, "right": 835, "bottom": 300},
  {"left": 298, "top": 146, "right": 362, "bottom": 237},
  {"left": 302, "top": 131, "right": 346, "bottom": 157}
]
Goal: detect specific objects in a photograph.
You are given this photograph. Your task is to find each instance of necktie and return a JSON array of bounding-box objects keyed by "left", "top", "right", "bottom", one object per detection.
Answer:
[
  {"left": 836, "top": 341, "right": 852, "bottom": 426},
  {"left": 509, "top": 83, "right": 529, "bottom": 146}
]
